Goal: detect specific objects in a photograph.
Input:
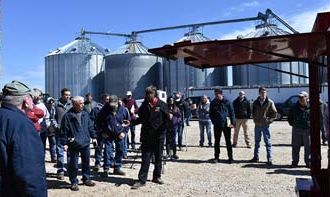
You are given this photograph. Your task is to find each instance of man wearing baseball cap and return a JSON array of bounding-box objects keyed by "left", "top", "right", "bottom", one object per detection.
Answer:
[{"left": 0, "top": 80, "right": 47, "bottom": 196}]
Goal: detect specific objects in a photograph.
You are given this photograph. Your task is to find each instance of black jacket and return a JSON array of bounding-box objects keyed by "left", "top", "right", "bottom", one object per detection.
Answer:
[
  {"left": 233, "top": 97, "right": 251, "bottom": 119},
  {"left": 210, "top": 98, "right": 236, "bottom": 128},
  {"left": 61, "top": 108, "right": 97, "bottom": 148},
  {"left": 136, "top": 98, "right": 169, "bottom": 144}
]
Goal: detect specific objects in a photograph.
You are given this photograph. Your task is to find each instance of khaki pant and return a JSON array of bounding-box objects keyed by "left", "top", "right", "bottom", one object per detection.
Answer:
[{"left": 233, "top": 119, "right": 250, "bottom": 146}]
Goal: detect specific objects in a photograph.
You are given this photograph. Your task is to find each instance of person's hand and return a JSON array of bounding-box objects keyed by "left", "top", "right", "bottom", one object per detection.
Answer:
[
  {"left": 169, "top": 113, "right": 173, "bottom": 120},
  {"left": 63, "top": 145, "right": 68, "bottom": 151},
  {"left": 92, "top": 139, "right": 98, "bottom": 148},
  {"left": 122, "top": 120, "right": 130, "bottom": 128},
  {"left": 118, "top": 132, "right": 125, "bottom": 139},
  {"left": 229, "top": 124, "right": 234, "bottom": 128}
]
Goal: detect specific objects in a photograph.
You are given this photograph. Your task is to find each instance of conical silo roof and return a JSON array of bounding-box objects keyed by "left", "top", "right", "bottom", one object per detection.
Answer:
[
  {"left": 176, "top": 30, "right": 211, "bottom": 43},
  {"left": 47, "top": 37, "right": 108, "bottom": 56},
  {"left": 110, "top": 40, "right": 151, "bottom": 55},
  {"left": 238, "top": 23, "right": 290, "bottom": 39}
]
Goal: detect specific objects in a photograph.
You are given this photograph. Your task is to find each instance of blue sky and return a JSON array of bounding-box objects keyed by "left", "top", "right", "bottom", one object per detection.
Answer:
[{"left": 1, "top": 0, "right": 329, "bottom": 91}]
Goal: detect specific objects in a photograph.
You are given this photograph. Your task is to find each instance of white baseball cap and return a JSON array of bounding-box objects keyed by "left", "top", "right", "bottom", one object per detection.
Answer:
[{"left": 126, "top": 91, "right": 132, "bottom": 96}]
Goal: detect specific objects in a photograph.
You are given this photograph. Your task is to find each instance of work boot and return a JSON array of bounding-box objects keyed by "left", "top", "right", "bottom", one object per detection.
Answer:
[
  {"left": 212, "top": 158, "right": 220, "bottom": 163},
  {"left": 131, "top": 181, "right": 146, "bottom": 189},
  {"left": 94, "top": 164, "right": 101, "bottom": 172},
  {"left": 232, "top": 144, "right": 237, "bottom": 148},
  {"left": 267, "top": 159, "right": 273, "bottom": 166},
  {"left": 83, "top": 180, "right": 96, "bottom": 187},
  {"left": 171, "top": 155, "right": 179, "bottom": 160},
  {"left": 57, "top": 171, "right": 65, "bottom": 180},
  {"left": 152, "top": 177, "right": 164, "bottom": 185},
  {"left": 70, "top": 183, "right": 79, "bottom": 191},
  {"left": 113, "top": 168, "right": 126, "bottom": 176},
  {"left": 102, "top": 169, "right": 109, "bottom": 177},
  {"left": 250, "top": 157, "right": 259, "bottom": 162},
  {"left": 228, "top": 158, "right": 234, "bottom": 164}
]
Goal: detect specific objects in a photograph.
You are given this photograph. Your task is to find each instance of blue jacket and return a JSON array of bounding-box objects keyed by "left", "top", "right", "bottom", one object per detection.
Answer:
[
  {"left": 210, "top": 98, "right": 236, "bottom": 128},
  {"left": 0, "top": 104, "right": 47, "bottom": 197},
  {"left": 96, "top": 105, "right": 130, "bottom": 138},
  {"left": 60, "top": 108, "right": 97, "bottom": 148}
]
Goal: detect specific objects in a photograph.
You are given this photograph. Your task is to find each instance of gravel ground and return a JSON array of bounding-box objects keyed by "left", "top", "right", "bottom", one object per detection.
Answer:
[{"left": 46, "top": 120, "right": 328, "bottom": 197}]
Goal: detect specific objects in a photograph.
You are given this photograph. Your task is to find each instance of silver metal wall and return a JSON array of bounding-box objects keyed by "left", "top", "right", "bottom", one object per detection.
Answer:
[
  {"left": 45, "top": 53, "right": 104, "bottom": 99},
  {"left": 104, "top": 54, "right": 162, "bottom": 99}
]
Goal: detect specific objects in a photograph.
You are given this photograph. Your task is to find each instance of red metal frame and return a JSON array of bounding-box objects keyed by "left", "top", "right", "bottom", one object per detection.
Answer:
[{"left": 149, "top": 12, "right": 330, "bottom": 195}]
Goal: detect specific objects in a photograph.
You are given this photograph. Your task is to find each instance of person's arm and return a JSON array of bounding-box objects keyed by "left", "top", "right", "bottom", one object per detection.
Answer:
[
  {"left": 88, "top": 114, "right": 97, "bottom": 139},
  {"left": 247, "top": 100, "right": 252, "bottom": 118},
  {"left": 209, "top": 102, "right": 216, "bottom": 124},
  {"left": 228, "top": 102, "right": 236, "bottom": 127},
  {"left": 288, "top": 106, "right": 295, "bottom": 126},
  {"left": 267, "top": 101, "right": 278, "bottom": 124},
  {"left": 60, "top": 114, "right": 70, "bottom": 146}
]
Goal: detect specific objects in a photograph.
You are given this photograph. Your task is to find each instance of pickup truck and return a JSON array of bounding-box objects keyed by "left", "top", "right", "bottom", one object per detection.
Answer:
[{"left": 274, "top": 95, "right": 299, "bottom": 120}]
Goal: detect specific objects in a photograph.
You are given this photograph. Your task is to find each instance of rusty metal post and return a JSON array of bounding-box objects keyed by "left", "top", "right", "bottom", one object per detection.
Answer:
[
  {"left": 309, "top": 61, "right": 322, "bottom": 190},
  {"left": 327, "top": 32, "right": 330, "bottom": 170}
]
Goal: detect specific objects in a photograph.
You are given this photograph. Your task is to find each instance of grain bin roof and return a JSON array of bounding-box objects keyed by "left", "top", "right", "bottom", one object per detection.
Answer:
[{"left": 48, "top": 37, "right": 108, "bottom": 56}]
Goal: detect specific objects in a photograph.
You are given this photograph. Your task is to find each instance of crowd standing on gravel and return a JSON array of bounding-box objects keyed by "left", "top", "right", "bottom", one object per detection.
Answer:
[{"left": 0, "top": 80, "right": 328, "bottom": 196}]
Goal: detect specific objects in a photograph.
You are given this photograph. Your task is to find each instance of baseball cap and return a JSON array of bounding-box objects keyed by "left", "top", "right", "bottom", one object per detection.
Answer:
[
  {"left": 2, "top": 80, "right": 33, "bottom": 97},
  {"left": 298, "top": 91, "right": 309, "bottom": 97},
  {"left": 126, "top": 91, "right": 132, "bottom": 96},
  {"left": 239, "top": 91, "right": 245, "bottom": 95}
]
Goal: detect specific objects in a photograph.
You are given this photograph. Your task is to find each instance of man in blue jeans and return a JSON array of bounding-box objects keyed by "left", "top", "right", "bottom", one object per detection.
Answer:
[
  {"left": 251, "top": 87, "right": 277, "bottom": 165},
  {"left": 55, "top": 88, "right": 72, "bottom": 180},
  {"left": 61, "top": 96, "right": 98, "bottom": 191},
  {"left": 96, "top": 95, "right": 130, "bottom": 177}
]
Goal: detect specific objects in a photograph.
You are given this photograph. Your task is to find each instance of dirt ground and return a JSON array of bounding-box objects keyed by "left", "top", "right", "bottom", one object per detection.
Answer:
[{"left": 46, "top": 120, "right": 329, "bottom": 197}]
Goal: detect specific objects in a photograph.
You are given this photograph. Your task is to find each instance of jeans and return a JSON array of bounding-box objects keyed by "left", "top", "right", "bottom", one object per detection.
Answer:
[
  {"left": 68, "top": 145, "right": 91, "bottom": 184},
  {"left": 199, "top": 121, "right": 212, "bottom": 145},
  {"left": 127, "top": 125, "right": 136, "bottom": 148},
  {"left": 177, "top": 121, "right": 184, "bottom": 147},
  {"left": 94, "top": 135, "right": 105, "bottom": 166},
  {"left": 186, "top": 114, "right": 192, "bottom": 126},
  {"left": 40, "top": 132, "right": 57, "bottom": 160},
  {"left": 166, "top": 127, "right": 178, "bottom": 156},
  {"left": 123, "top": 134, "right": 128, "bottom": 156},
  {"left": 103, "top": 137, "right": 124, "bottom": 170},
  {"left": 292, "top": 127, "right": 310, "bottom": 165},
  {"left": 254, "top": 126, "right": 272, "bottom": 161},
  {"left": 56, "top": 136, "right": 65, "bottom": 173},
  {"left": 138, "top": 137, "right": 165, "bottom": 183},
  {"left": 213, "top": 125, "right": 232, "bottom": 159}
]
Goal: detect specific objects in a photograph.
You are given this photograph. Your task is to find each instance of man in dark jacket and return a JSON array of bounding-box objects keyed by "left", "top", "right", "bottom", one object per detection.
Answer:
[
  {"left": 131, "top": 85, "right": 172, "bottom": 189},
  {"left": 90, "top": 93, "right": 110, "bottom": 172},
  {"left": 55, "top": 88, "right": 72, "bottom": 179},
  {"left": 0, "top": 80, "right": 47, "bottom": 197},
  {"left": 210, "top": 88, "right": 236, "bottom": 163},
  {"left": 233, "top": 91, "right": 251, "bottom": 148},
  {"left": 61, "top": 96, "right": 97, "bottom": 191},
  {"left": 288, "top": 91, "right": 310, "bottom": 168},
  {"left": 96, "top": 95, "right": 130, "bottom": 177}
]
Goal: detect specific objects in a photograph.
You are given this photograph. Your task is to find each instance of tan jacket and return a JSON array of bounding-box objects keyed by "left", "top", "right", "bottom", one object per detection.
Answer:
[{"left": 252, "top": 97, "right": 277, "bottom": 127}]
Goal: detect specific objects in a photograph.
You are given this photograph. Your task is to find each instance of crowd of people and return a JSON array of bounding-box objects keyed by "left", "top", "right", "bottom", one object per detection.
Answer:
[{"left": 0, "top": 80, "right": 328, "bottom": 196}]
